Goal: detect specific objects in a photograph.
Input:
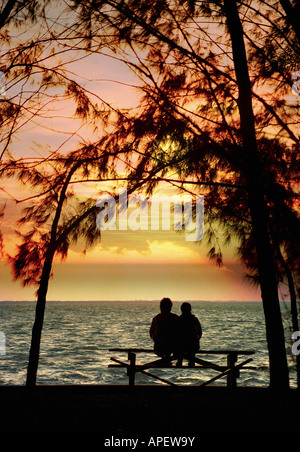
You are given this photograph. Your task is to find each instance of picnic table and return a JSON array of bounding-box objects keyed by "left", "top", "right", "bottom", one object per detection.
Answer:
[{"left": 108, "top": 348, "right": 255, "bottom": 389}]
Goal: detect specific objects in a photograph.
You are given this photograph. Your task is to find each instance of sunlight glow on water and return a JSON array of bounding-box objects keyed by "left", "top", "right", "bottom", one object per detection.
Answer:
[{"left": 0, "top": 301, "right": 297, "bottom": 387}]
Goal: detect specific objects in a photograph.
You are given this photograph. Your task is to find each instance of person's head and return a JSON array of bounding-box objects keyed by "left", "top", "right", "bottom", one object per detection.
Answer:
[
  {"left": 181, "top": 302, "right": 192, "bottom": 315},
  {"left": 160, "top": 297, "right": 173, "bottom": 313}
]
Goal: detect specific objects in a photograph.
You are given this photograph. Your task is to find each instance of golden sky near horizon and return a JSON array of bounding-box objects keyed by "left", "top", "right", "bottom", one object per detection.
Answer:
[{"left": 1, "top": 193, "right": 262, "bottom": 301}]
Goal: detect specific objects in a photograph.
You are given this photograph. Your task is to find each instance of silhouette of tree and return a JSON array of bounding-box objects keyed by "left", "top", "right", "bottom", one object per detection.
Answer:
[
  {"left": 0, "top": 0, "right": 135, "bottom": 265},
  {"left": 223, "top": 0, "right": 291, "bottom": 389},
  {"left": 3, "top": 130, "right": 178, "bottom": 385},
  {"left": 279, "top": 0, "right": 300, "bottom": 43},
  {"left": 5, "top": 148, "right": 107, "bottom": 385},
  {"left": 238, "top": 0, "right": 300, "bottom": 387},
  {"left": 0, "top": 0, "right": 114, "bottom": 257},
  {"left": 227, "top": 0, "right": 300, "bottom": 388}
]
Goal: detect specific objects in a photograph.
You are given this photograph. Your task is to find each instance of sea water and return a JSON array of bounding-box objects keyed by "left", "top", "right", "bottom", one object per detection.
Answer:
[{"left": 0, "top": 301, "right": 297, "bottom": 387}]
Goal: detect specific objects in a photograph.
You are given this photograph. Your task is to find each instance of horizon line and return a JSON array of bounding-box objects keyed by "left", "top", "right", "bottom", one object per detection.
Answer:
[{"left": 0, "top": 299, "right": 266, "bottom": 303}]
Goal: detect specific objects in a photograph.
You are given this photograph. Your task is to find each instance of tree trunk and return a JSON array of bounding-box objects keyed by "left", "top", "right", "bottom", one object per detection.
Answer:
[
  {"left": 279, "top": 0, "right": 300, "bottom": 44},
  {"left": 0, "top": 0, "right": 18, "bottom": 30},
  {"left": 223, "top": 0, "right": 289, "bottom": 389},
  {"left": 283, "top": 262, "right": 300, "bottom": 389},
  {"left": 26, "top": 165, "right": 78, "bottom": 386},
  {"left": 26, "top": 250, "right": 54, "bottom": 387},
  {"left": 275, "top": 243, "right": 300, "bottom": 388}
]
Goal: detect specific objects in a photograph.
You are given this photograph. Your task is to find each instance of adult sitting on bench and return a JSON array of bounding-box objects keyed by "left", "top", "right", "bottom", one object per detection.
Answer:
[
  {"left": 150, "top": 297, "right": 179, "bottom": 364},
  {"left": 176, "top": 302, "right": 202, "bottom": 367}
]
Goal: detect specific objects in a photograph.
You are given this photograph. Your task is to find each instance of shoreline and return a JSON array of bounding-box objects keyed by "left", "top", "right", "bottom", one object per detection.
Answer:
[{"left": 0, "top": 384, "right": 299, "bottom": 433}]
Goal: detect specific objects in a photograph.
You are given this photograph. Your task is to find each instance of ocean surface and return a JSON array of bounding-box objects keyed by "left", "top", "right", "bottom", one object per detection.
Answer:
[{"left": 0, "top": 301, "right": 297, "bottom": 387}]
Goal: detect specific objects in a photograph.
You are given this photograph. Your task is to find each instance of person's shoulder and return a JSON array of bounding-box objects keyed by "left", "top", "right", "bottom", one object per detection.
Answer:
[
  {"left": 151, "top": 313, "right": 160, "bottom": 322},
  {"left": 193, "top": 315, "right": 201, "bottom": 325}
]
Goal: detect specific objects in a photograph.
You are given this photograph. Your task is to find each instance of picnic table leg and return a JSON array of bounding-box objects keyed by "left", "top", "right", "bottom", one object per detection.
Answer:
[
  {"left": 127, "top": 351, "right": 136, "bottom": 387},
  {"left": 227, "top": 352, "right": 238, "bottom": 390}
]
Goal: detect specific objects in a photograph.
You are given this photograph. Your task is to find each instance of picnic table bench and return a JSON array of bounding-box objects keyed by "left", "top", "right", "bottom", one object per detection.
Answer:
[{"left": 109, "top": 348, "right": 255, "bottom": 389}]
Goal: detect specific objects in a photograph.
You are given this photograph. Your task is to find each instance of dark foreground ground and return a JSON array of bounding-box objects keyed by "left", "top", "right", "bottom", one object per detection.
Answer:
[{"left": 0, "top": 385, "right": 299, "bottom": 434}]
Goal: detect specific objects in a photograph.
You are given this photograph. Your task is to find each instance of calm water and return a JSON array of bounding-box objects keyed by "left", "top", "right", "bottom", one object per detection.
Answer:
[{"left": 0, "top": 301, "right": 297, "bottom": 387}]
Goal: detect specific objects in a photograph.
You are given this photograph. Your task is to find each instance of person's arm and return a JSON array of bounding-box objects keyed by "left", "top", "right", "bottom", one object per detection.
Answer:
[
  {"left": 196, "top": 319, "right": 202, "bottom": 339},
  {"left": 150, "top": 317, "right": 156, "bottom": 339}
]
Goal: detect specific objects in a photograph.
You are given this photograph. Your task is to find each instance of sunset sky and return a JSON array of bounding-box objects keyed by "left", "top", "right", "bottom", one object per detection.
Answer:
[
  {"left": 0, "top": 236, "right": 262, "bottom": 302},
  {"left": 0, "top": 17, "right": 270, "bottom": 303},
  {"left": 1, "top": 196, "right": 261, "bottom": 301}
]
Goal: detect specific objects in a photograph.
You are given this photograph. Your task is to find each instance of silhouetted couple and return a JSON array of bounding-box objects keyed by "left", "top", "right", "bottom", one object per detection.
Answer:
[{"left": 150, "top": 298, "right": 202, "bottom": 366}]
